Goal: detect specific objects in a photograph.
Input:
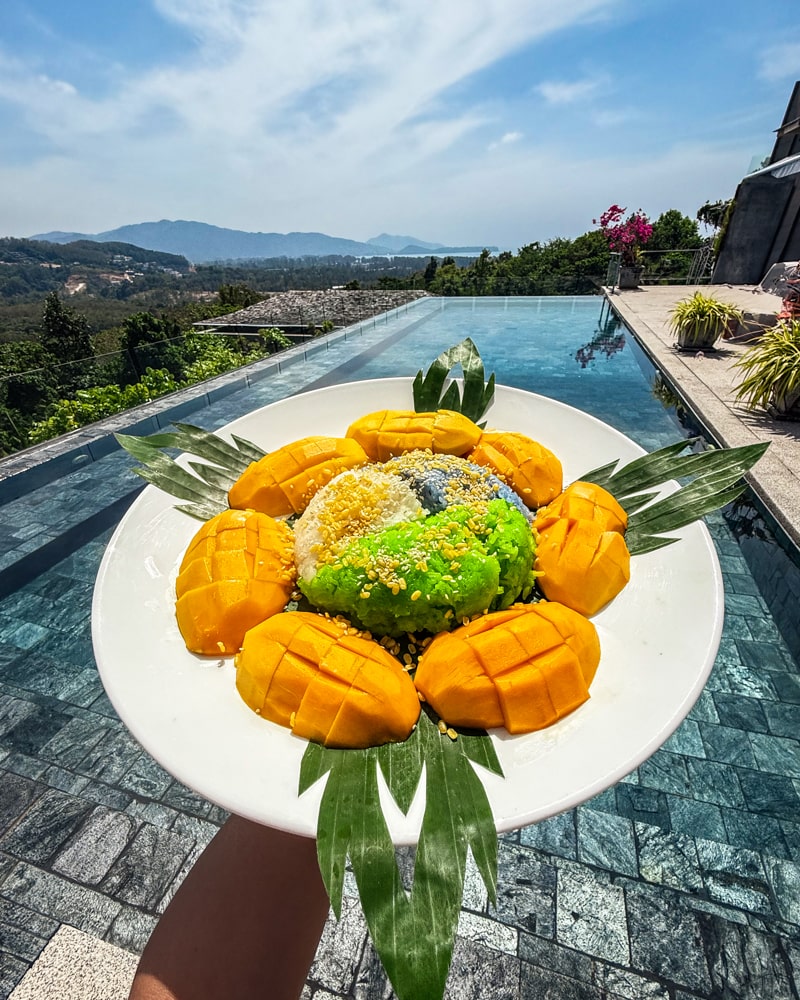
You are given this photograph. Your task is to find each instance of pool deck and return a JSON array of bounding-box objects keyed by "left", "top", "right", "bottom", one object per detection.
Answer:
[
  {"left": 606, "top": 284, "right": 800, "bottom": 549},
  {"left": 3, "top": 291, "right": 800, "bottom": 999}
]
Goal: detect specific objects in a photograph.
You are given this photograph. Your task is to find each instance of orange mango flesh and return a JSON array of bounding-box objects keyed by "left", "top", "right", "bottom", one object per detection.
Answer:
[
  {"left": 228, "top": 436, "right": 368, "bottom": 516},
  {"left": 535, "top": 480, "right": 628, "bottom": 534},
  {"left": 414, "top": 602, "right": 599, "bottom": 734},
  {"left": 346, "top": 409, "right": 482, "bottom": 463},
  {"left": 534, "top": 516, "right": 631, "bottom": 617},
  {"left": 235, "top": 612, "right": 420, "bottom": 749},
  {"left": 468, "top": 431, "right": 562, "bottom": 509},
  {"left": 175, "top": 509, "right": 296, "bottom": 655}
]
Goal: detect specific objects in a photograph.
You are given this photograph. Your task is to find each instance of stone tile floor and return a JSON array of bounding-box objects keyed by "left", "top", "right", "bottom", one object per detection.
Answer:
[{"left": 0, "top": 300, "right": 799, "bottom": 998}]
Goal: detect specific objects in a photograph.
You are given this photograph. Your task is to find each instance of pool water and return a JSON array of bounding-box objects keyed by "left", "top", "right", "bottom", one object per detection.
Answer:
[{"left": 0, "top": 296, "right": 798, "bottom": 999}]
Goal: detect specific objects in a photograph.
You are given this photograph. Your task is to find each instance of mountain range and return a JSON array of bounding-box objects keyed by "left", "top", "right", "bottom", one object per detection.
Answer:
[{"left": 29, "top": 220, "right": 494, "bottom": 263}]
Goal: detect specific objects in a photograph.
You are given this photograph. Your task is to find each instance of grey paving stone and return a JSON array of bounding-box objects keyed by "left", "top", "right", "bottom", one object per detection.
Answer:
[
  {"left": 519, "top": 961, "right": 603, "bottom": 1000},
  {"left": 1, "top": 861, "right": 121, "bottom": 937},
  {"left": 576, "top": 808, "right": 637, "bottom": 877},
  {"left": 763, "top": 858, "right": 800, "bottom": 925},
  {"left": 659, "top": 719, "right": 706, "bottom": 759},
  {"left": 721, "top": 807, "right": 790, "bottom": 859},
  {"left": 0, "top": 951, "right": 29, "bottom": 998},
  {"left": 492, "top": 844, "right": 556, "bottom": 938},
  {"left": 748, "top": 732, "right": 800, "bottom": 779},
  {"left": 695, "top": 910, "right": 797, "bottom": 1000},
  {"left": 635, "top": 822, "right": 703, "bottom": 892},
  {"left": 555, "top": 863, "right": 629, "bottom": 966},
  {"left": 684, "top": 757, "right": 746, "bottom": 808},
  {"left": 0, "top": 773, "right": 43, "bottom": 837},
  {"left": 763, "top": 700, "right": 800, "bottom": 739},
  {"left": 626, "top": 887, "right": 712, "bottom": 994},
  {"left": 444, "top": 935, "right": 521, "bottom": 999},
  {"left": 615, "top": 785, "right": 671, "bottom": 831},
  {"left": 638, "top": 750, "right": 692, "bottom": 795},
  {"left": 739, "top": 771, "right": 800, "bottom": 823},
  {"left": 0, "top": 696, "right": 35, "bottom": 738},
  {"left": 105, "top": 904, "right": 158, "bottom": 954},
  {"left": 519, "top": 811, "right": 576, "bottom": 860},
  {"left": 100, "top": 823, "right": 195, "bottom": 912},
  {"left": 311, "top": 898, "right": 368, "bottom": 995},
  {"left": 52, "top": 806, "right": 138, "bottom": 885},
  {"left": 0, "top": 787, "right": 93, "bottom": 864},
  {"left": 667, "top": 795, "right": 728, "bottom": 841},
  {"left": 696, "top": 839, "right": 772, "bottom": 915},
  {"left": 117, "top": 752, "right": 173, "bottom": 799},
  {"left": 712, "top": 692, "right": 769, "bottom": 734},
  {"left": 698, "top": 722, "right": 756, "bottom": 768}
]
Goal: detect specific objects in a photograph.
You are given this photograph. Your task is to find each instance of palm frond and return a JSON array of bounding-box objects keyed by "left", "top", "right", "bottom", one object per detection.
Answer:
[{"left": 413, "top": 338, "right": 495, "bottom": 424}]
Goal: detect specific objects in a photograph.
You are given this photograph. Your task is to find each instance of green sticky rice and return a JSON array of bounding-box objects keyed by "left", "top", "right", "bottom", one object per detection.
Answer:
[{"left": 299, "top": 499, "right": 534, "bottom": 636}]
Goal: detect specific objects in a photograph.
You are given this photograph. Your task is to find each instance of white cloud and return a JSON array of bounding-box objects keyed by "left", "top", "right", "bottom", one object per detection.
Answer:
[
  {"left": 757, "top": 41, "right": 800, "bottom": 82},
  {"left": 488, "top": 130, "right": 524, "bottom": 151},
  {"left": 536, "top": 77, "right": 603, "bottom": 105},
  {"left": 0, "top": 0, "right": 750, "bottom": 249}
]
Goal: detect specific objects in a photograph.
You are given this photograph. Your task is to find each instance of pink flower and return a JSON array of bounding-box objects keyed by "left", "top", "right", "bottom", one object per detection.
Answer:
[{"left": 595, "top": 205, "right": 652, "bottom": 265}]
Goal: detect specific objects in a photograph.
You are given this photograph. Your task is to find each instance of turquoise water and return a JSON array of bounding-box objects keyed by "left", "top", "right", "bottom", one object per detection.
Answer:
[{"left": 1, "top": 295, "right": 799, "bottom": 999}]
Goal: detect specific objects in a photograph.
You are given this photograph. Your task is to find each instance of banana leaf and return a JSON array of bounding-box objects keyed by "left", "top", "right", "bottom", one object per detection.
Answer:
[
  {"left": 115, "top": 341, "right": 769, "bottom": 1000},
  {"left": 413, "top": 337, "right": 495, "bottom": 424},
  {"left": 581, "top": 440, "right": 769, "bottom": 555}
]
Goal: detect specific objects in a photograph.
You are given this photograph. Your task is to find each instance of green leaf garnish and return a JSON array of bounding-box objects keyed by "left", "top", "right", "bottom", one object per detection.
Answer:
[
  {"left": 116, "top": 423, "right": 265, "bottom": 521},
  {"left": 581, "top": 440, "right": 769, "bottom": 555},
  {"left": 300, "top": 714, "right": 501, "bottom": 1000},
  {"left": 413, "top": 337, "right": 495, "bottom": 424}
]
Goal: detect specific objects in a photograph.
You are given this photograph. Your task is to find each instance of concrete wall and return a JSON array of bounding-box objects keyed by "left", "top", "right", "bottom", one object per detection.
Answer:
[{"left": 712, "top": 175, "right": 796, "bottom": 285}]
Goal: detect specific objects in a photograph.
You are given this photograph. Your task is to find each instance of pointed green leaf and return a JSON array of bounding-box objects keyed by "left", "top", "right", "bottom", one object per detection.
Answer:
[
  {"left": 413, "top": 338, "right": 495, "bottom": 423},
  {"left": 376, "top": 725, "right": 426, "bottom": 815}
]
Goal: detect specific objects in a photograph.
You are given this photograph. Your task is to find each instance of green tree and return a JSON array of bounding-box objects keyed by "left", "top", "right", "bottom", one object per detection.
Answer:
[
  {"left": 39, "top": 292, "right": 95, "bottom": 390},
  {"left": 423, "top": 256, "right": 439, "bottom": 288},
  {"left": 218, "top": 283, "right": 263, "bottom": 311},
  {"left": 122, "top": 311, "right": 186, "bottom": 381}
]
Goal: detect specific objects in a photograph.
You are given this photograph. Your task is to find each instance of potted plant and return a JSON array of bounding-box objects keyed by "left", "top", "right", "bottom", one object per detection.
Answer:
[
  {"left": 595, "top": 205, "right": 653, "bottom": 288},
  {"left": 733, "top": 318, "right": 800, "bottom": 419},
  {"left": 668, "top": 291, "right": 743, "bottom": 350}
]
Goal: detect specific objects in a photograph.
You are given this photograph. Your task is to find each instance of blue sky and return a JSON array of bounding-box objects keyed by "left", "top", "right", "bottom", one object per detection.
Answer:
[{"left": 0, "top": 0, "right": 798, "bottom": 251}]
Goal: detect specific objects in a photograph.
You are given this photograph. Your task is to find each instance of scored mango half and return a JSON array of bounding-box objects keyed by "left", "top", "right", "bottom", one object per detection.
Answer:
[
  {"left": 235, "top": 612, "right": 421, "bottom": 749},
  {"left": 534, "top": 516, "right": 630, "bottom": 617},
  {"left": 228, "top": 436, "right": 368, "bottom": 517},
  {"left": 176, "top": 509, "right": 296, "bottom": 655},
  {"left": 346, "top": 409, "right": 482, "bottom": 463},
  {"left": 468, "top": 431, "right": 562, "bottom": 509},
  {"left": 414, "top": 602, "right": 600, "bottom": 734},
  {"left": 534, "top": 480, "right": 627, "bottom": 534}
]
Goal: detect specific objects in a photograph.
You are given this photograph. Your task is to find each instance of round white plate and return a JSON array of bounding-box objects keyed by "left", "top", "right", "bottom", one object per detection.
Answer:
[{"left": 92, "top": 379, "right": 723, "bottom": 843}]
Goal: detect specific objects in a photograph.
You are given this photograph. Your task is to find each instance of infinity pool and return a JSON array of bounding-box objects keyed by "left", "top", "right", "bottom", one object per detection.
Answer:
[{"left": 1, "top": 296, "right": 798, "bottom": 999}]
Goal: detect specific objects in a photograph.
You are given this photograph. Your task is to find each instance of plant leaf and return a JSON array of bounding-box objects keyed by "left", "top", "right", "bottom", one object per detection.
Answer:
[
  {"left": 413, "top": 338, "right": 495, "bottom": 423},
  {"left": 116, "top": 423, "right": 266, "bottom": 520},
  {"left": 299, "top": 713, "right": 500, "bottom": 1000},
  {"left": 581, "top": 440, "right": 769, "bottom": 555}
]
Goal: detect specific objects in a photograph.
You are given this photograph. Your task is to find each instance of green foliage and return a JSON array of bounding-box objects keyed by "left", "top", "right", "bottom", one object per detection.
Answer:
[
  {"left": 218, "top": 283, "right": 264, "bottom": 311},
  {"left": 696, "top": 199, "right": 733, "bottom": 232},
  {"left": 40, "top": 292, "right": 94, "bottom": 367},
  {"left": 734, "top": 319, "right": 800, "bottom": 413},
  {"left": 123, "top": 311, "right": 187, "bottom": 380},
  {"left": 28, "top": 368, "right": 179, "bottom": 444},
  {"left": 668, "top": 292, "right": 742, "bottom": 348},
  {"left": 259, "top": 327, "right": 292, "bottom": 352}
]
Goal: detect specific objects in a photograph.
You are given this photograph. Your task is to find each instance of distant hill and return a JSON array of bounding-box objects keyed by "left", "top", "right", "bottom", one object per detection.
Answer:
[
  {"left": 29, "top": 220, "right": 494, "bottom": 263},
  {"left": 0, "top": 236, "right": 190, "bottom": 271}
]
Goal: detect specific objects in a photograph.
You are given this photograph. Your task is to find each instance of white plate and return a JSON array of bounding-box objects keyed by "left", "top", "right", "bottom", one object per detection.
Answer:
[{"left": 92, "top": 379, "right": 723, "bottom": 843}]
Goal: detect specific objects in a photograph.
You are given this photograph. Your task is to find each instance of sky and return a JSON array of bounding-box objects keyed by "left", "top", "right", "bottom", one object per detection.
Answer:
[{"left": 0, "top": 0, "right": 798, "bottom": 252}]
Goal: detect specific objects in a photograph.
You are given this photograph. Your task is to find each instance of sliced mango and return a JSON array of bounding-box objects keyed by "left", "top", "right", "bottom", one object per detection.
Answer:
[
  {"left": 228, "top": 436, "right": 368, "bottom": 517},
  {"left": 346, "top": 409, "right": 482, "bottom": 463},
  {"left": 469, "top": 431, "right": 562, "bottom": 509},
  {"left": 535, "top": 516, "right": 630, "bottom": 616},
  {"left": 176, "top": 509, "right": 296, "bottom": 655},
  {"left": 414, "top": 602, "right": 599, "bottom": 734},
  {"left": 235, "top": 612, "right": 420, "bottom": 748},
  {"left": 535, "top": 480, "right": 627, "bottom": 534}
]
